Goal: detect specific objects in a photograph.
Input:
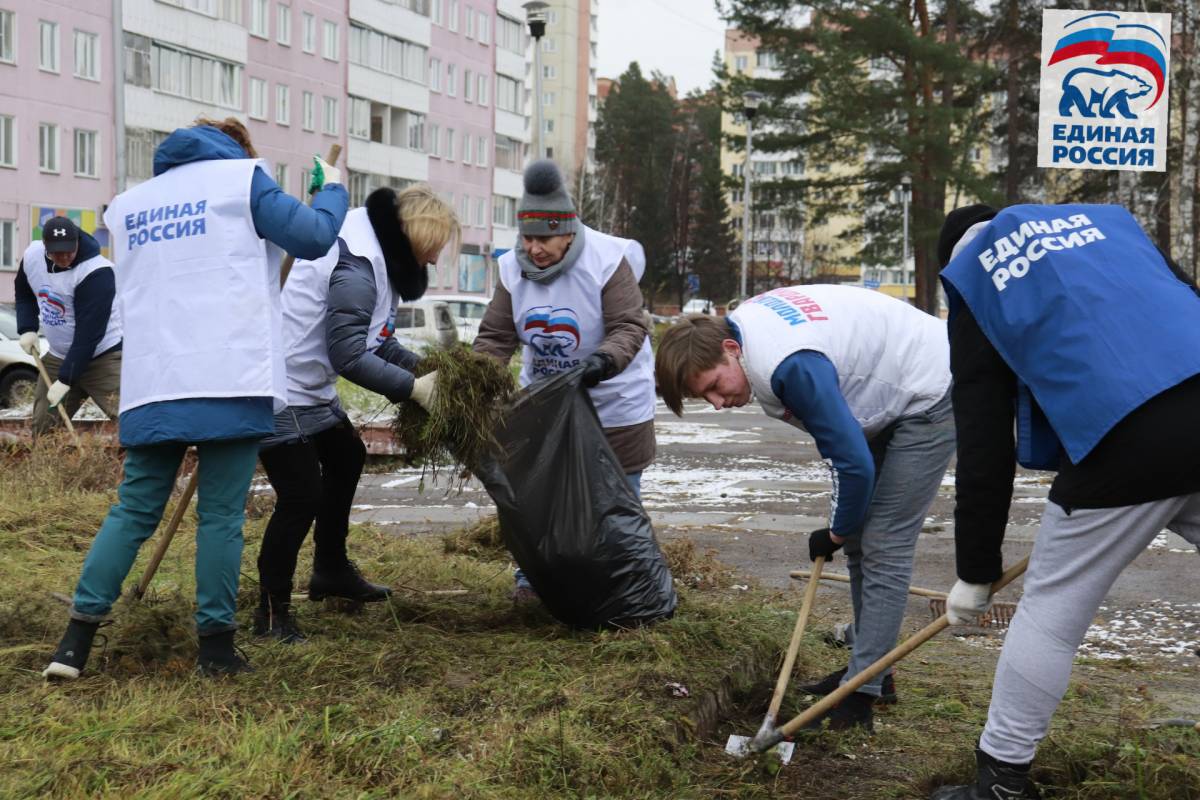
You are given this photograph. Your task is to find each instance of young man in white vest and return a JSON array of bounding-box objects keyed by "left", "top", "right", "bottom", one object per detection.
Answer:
[
  {"left": 930, "top": 205, "right": 1200, "bottom": 800},
  {"left": 42, "top": 118, "right": 349, "bottom": 680},
  {"left": 655, "top": 286, "right": 955, "bottom": 730},
  {"left": 474, "top": 159, "right": 656, "bottom": 603},
  {"left": 13, "top": 216, "right": 122, "bottom": 434}
]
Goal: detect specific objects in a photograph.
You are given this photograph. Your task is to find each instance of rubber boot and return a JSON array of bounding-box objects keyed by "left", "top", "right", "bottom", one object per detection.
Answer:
[
  {"left": 252, "top": 587, "right": 306, "bottom": 644},
  {"left": 43, "top": 619, "right": 101, "bottom": 680},
  {"left": 308, "top": 560, "right": 391, "bottom": 602},
  {"left": 197, "top": 629, "right": 253, "bottom": 677},
  {"left": 930, "top": 747, "right": 1042, "bottom": 799}
]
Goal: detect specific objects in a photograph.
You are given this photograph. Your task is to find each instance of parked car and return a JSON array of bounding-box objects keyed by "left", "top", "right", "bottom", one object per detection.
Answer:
[
  {"left": 0, "top": 302, "right": 48, "bottom": 408},
  {"left": 681, "top": 298, "right": 715, "bottom": 315},
  {"left": 428, "top": 294, "right": 491, "bottom": 344},
  {"left": 393, "top": 299, "right": 459, "bottom": 351}
]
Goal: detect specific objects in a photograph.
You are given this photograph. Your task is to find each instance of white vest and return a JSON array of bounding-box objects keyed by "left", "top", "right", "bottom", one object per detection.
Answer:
[
  {"left": 282, "top": 208, "right": 398, "bottom": 406},
  {"left": 21, "top": 241, "right": 122, "bottom": 359},
  {"left": 730, "top": 285, "right": 950, "bottom": 438},
  {"left": 102, "top": 158, "right": 286, "bottom": 414},
  {"left": 500, "top": 225, "right": 655, "bottom": 429}
]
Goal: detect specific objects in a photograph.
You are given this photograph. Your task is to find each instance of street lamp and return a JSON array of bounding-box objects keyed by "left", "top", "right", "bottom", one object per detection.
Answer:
[
  {"left": 523, "top": 1, "right": 549, "bottom": 161},
  {"left": 740, "top": 90, "right": 764, "bottom": 300},
  {"left": 899, "top": 173, "right": 912, "bottom": 294}
]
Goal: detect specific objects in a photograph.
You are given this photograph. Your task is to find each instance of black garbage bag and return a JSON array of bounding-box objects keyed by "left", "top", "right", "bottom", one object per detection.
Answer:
[{"left": 473, "top": 368, "right": 677, "bottom": 629}]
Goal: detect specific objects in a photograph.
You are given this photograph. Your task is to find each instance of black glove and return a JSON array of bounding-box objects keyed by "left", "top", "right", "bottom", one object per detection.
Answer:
[
  {"left": 808, "top": 528, "right": 843, "bottom": 562},
  {"left": 581, "top": 352, "right": 614, "bottom": 388}
]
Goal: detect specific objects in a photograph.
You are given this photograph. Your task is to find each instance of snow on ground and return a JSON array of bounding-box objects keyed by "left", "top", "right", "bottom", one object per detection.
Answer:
[
  {"left": 641, "top": 454, "right": 830, "bottom": 508},
  {"left": 653, "top": 420, "right": 762, "bottom": 446}
]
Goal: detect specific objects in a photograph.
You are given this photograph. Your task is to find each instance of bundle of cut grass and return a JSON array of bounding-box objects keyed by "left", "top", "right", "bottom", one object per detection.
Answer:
[
  {"left": 442, "top": 514, "right": 507, "bottom": 560},
  {"left": 392, "top": 345, "right": 516, "bottom": 478}
]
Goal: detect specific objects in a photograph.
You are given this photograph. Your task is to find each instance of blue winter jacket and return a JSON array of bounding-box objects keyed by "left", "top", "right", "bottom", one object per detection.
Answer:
[{"left": 118, "top": 126, "right": 349, "bottom": 447}]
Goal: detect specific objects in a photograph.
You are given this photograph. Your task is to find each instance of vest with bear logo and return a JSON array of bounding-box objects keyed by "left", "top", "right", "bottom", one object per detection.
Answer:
[{"left": 20, "top": 240, "right": 122, "bottom": 360}]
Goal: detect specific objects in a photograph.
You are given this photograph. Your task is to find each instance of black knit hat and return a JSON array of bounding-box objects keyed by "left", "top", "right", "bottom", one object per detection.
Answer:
[{"left": 937, "top": 204, "right": 998, "bottom": 268}]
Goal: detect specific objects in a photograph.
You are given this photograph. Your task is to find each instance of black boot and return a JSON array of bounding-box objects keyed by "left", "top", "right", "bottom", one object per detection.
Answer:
[
  {"left": 930, "top": 748, "right": 1041, "bottom": 799},
  {"left": 308, "top": 561, "right": 392, "bottom": 602},
  {"left": 800, "top": 666, "right": 898, "bottom": 705},
  {"left": 197, "top": 630, "right": 253, "bottom": 677},
  {"left": 252, "top": 588, "right": 306, "bottom": 644},
  {"left": 43, "top": 619, "right": 101, "bottom": 680}
]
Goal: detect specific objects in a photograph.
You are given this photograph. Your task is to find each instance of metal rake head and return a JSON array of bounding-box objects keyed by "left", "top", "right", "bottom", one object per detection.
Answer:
[{"left": 927, "top": 598, "right": 1018, "bottom": 628}]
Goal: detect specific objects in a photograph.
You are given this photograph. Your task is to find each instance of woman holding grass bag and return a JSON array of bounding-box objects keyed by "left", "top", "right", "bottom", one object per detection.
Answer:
[
  {"left": 44, "top": 118, "right": 348, "bottom": 680},
  {"left": 252, "top": 185, "right": 459, "bottom": 643}
]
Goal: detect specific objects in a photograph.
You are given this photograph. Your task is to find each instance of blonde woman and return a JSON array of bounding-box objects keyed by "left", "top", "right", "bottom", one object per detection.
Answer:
[{"left": 254, "top": 186, "right": 459, "bottom": 642}]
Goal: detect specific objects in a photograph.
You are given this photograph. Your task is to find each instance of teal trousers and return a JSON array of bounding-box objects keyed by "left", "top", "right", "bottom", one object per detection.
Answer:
[{"left": 71, "top": 439, "right": 260, "bottom": 633}]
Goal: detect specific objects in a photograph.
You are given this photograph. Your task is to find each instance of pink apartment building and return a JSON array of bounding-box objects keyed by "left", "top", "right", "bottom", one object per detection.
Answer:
[
  {"left": 0, "top": 0, "right": 117, "bottom": 301},
  {"left": 426, "top": 0, "right": 496, "bottom": 296}
]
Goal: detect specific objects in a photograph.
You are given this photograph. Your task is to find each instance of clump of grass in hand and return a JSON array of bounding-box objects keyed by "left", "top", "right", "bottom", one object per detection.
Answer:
[{"left": 392, "top": 346, "right": 515, "bottom": 481}]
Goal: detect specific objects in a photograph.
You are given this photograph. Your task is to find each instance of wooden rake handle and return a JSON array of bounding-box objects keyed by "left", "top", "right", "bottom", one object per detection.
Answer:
[
  {"left": 757, "top": 556, "right": 826, "bottom": 735},
  {"left": 789, "top": 569, "right": 948, "bottom": 599},
  {"left": 32, "top": 350, "right": 81, "bottom": 448},
  {"left": 279, "top": 143, "right": 343, "bottom": 288},
  {"left": 755, "top": 555, "right": 1030, "bottom": 750}
]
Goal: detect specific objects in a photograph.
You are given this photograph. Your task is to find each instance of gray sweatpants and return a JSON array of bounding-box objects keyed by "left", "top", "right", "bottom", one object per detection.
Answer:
[
  {"left": 980, "top": 495, "right": 1200, "bottom": 764},
  {"left": 841, "top": 391, "right": 956, "bottom": 696}
]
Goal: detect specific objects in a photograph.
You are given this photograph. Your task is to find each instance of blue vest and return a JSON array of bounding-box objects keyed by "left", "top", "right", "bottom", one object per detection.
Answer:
[{"left": 941, "top": 203, "right": 1200, "bottom": 469}]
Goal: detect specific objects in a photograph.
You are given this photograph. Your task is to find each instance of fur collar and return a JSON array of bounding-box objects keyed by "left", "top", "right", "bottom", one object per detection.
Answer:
[{"left": 366, "top": 187, "right": 427, "bottom": 301}]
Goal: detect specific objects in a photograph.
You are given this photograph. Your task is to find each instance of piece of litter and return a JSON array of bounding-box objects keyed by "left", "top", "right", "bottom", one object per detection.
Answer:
[
  {"left": 733, "top": 584, "right": 749, "bottom": 591},
  {"left": 665, "top": 682, "right": 689, "bottom": 698}
]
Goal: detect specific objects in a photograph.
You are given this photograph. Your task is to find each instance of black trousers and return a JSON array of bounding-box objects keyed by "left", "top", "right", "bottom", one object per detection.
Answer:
[{"left": 257, "top": 421, "right": 367, "bottom": 595}]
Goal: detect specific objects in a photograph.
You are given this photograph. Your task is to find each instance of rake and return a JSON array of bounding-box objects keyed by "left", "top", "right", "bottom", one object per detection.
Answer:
[{"left": 788, "top": 569, "right": 1020, "bottom": 628}]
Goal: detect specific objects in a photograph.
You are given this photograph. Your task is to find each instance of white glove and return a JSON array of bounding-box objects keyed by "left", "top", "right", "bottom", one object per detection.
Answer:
[
  {"left": 946, "top": 579, "right": 993, "bottom": 625},
  {"left": 409, "top": 371, "right": 438, "bottom": 412},
  {"left": 46, "top": 380, "right": 70, "bottom": 408},
  {"left": 19, "top": 332, "right": 40, "bottom": 355},
  {"left": 312, "top": 156, "right": 342, "bottom": 190}
]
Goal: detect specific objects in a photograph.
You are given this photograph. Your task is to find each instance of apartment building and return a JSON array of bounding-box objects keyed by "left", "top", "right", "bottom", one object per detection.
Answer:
[
  {"left": 490, "top": 0, "right": 528, "bottom": 262},
  {"left": 535, "top": 0, "right": 595, "bottom": 184},
  {"left": 0, "top": 1, "right": 116, "bottom": 300}
]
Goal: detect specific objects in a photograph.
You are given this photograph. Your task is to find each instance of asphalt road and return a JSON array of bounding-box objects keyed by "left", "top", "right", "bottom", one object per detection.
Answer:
[{"left": 346, "top": 399, "right": 1200, "bottom": 667}]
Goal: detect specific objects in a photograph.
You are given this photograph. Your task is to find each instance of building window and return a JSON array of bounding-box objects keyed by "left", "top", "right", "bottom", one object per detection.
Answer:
[
  {"left": 462, "top": 134, "right": 472, "bottom": 164},
  {"left": 277, "top": 4, "right": 291, "bottom": 45},
  {"left": 541, "top": 36, "right": 556, "bottom": 53},
  {"left": 429, "top": 57, "right": 440, "bottom": 91},
  {"left": 494, "top": 135, "right": 523, "bottom": 171},
  {"left": 302, "top": 12, "right": 315, "bottom": 52},
  {"left": 74, "top": 129, "right": 98, "bottom": 177},
  {"left": 543, "top": 64, "right": 556, "bottom": 79},
  {"left": 73, "top": 31, "right": 99, "bottom": 80},
  {"left": 735, "top": 55, "right": 748, "bottom": 71},
  {"left": 446, "top": 63, "right": 456, "bottom": 97},
  {"left": 0, "top": 115, "right": 14, "bottom": 167},
  {"left": 274, "top": 161, "right": 288, "bottom": 188},
  {"left": 458, "top": 194, "right": 469, "bottom": 223},
  {"left": 276, "top": 84, "right": 290, "bottom": 125},
  {"left": 125, "top": 127, "right": 168, "bottom": 181},
  {"left": 477, "top": 73, "right": 488, "bottom": 106},
  {"left": 39, "top": 20, "right": 59, "bottom": 72},
  {"left": 492, "top": 195, "right": 516, "bottom": 228},
  {"left": 38, "top": 123, "right": 58, "bottom": 172},
  {"left": 323, "top": 20, "right": 338, "bottom": 60},
  {"left": 464, "top": 68, "right": 473, "bottom": 102},
  {"left": 465, "top": 6, "right": 474, "bottom": 39},
  {"left": 429, "top": 122, "right": 440, "bottom": 157},
  {"left": 476, "top": 135, "right": 487, "bottom": 167},
  {"left": 0, "top": 219, "right": 15, "bottom": 269},
  {"left": 348, "top": 23, "right": 428, "bottom": 85},
  {"left": 496, "top": 15, "right": 523, "bottom": 54},
  {"left": 431, "top": 0, "right": 443, "bottom": 26},
  {"left": 496, "top": 75, "right": 520, "bottom": 113},
  {"left": 323, "top": 96, "right": 338, "bottom": 134},
  {"left": 348, "top": 96, "right": 369, "bottom": 139},
  {"left": 544, "top": 118, "right": 554, "bottom": 133},
  {"left": 475, "top": 198, "right": 485, "bottom": 228},
  {"left": 250, "top": 0, "right": 268, "bottom": 37},
  {"left": 300, "top": 167, "right": 311, "bottom": 196},
  {"left": 0, "top": 10, "right": 14, "bottom": 64},
  {"left": 543, "top": 91, "right": 554, "bottom": 106},
  {"left": 407, "top": 113, "right": 425, "bottom": 151},
  {"left": 448, "top": 0, "right": 458, "bottom": 32},
  {"left": 445, "top": 128, "right": 454, "bottom": 160},
  {"left": 302, "top": 91, "right": 314, "bottom": 130},
  {"left": 477, "top": 13, "right": 489, "bottom": 44},
  {"left": 219, "top": 0, "right": 241, "bottom": 23},
  {"left": 249, "top": 78, "right": 267, "bottom": 119},
  {"left": 152, "top": 42, "right": 242, "bottom": 109}
]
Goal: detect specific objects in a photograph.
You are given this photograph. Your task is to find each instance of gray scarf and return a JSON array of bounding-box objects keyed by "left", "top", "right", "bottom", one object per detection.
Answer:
[{"left": 516, "top": 227, "right": 587, "bottom": 284}]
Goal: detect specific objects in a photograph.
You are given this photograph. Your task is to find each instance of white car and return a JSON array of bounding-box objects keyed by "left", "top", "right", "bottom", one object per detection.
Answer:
[
  {"left": 393, "top": 299, "right": 459, "bottom": 351},
  {"left": 0, "top": 302, "right": 48, "bottom": 408},
  {"left": 427, "top": 294, "right": 491, "bottom": 343},
  {"left": 681, "top": 298, "right": 715, "bottom": 315}
]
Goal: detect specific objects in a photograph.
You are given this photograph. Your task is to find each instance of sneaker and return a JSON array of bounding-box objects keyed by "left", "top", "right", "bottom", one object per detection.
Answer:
[
  {"left": 197, "top": 630, "right": 254, "bottom": 677},
  {"left": 252, "top": 591, "right": 306, "bottom": 644},
  {"left": 799, "top": 666, "right": 898, "bottom": 705},
  {"left": 308, "top": 561, "right": 392, "bottom": 603},
  {"left": 43, "top": 619, "right": 102, "bottom": 681},
  {"left": 930, "top": 748, "right": 1042, "bottom": 799}
]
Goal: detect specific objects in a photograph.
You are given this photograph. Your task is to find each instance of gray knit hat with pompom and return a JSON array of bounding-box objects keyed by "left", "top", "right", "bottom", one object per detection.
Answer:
[{"left": 517, "top": 159, "right": 578, "bottom": 236}]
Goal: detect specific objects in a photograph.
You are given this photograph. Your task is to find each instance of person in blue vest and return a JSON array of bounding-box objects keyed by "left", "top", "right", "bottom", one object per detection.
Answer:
[
  {"left": 930, "top": 204, "right": 1200, "bottom": 800},
  {"left": 42, "top": 117, "right": 348, "bottom": 680},
  {"left": 13, "top": 216, "right": 122, "bottom": 435}
]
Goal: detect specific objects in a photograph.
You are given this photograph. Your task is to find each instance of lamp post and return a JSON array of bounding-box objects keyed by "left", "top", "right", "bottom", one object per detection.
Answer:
[
  {"left": 899, "top": 172, "right": 912, "bottom": 295},
  {"left": 740, "top": 90, "right": 764, "bottom": 300},
  {"left": 523, "top": 1, "right": 549, "bottom": 161}
]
